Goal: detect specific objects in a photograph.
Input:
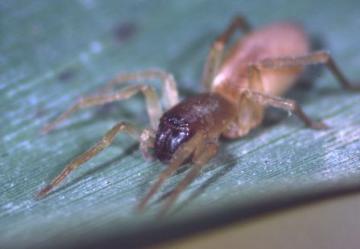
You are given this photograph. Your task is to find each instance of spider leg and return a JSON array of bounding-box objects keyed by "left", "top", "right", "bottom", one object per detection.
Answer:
[
  {"left": 37, "top": 122, "right": 152, "bottom": 199},
  {"left": 42, "top": 84, "right": 162, "bottom": 134},
  {"left": 159, "top": 141, "right": 219, "bottom": 216},
  {"left": 242, "top": 88, "right": 328, "bottom": 130},
  {"left": 203, "top": 15, "right": 251, "bottom": 89},
  {"left": 136, "top": 132, "right": 204, "bottom": 212},
  {"left": 103, "top": 68, "right": 180, "bottom": 109},
  {"left": 246, "top": 65, "right": 327, "bottom": 129},
  {"left": 255, "top": 50, "right": 360, "bottom": 91},
  {"left": 243, "top": 51, "right": 360, "bottom": 129}
]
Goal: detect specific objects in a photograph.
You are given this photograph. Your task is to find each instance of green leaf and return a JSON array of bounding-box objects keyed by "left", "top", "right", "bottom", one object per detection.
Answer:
[{"left": 1, "top": 0, "right": 360, "bottom": 248}]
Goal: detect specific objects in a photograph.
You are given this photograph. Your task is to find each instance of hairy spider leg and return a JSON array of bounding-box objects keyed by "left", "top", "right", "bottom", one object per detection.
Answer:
[
  {"left": 136, "top": 132, "right": 206, "bottom": 212},
  {"left": 159, "top": 141, "right": 219, "bottom": 216},
  {"left": 242, "top": 51, "right": 360, "bottom": 129},
  {"left": 203, "top": 15, "right": 251, "bottom": 89},
  {"left": 254, "top": 51, "right": 360, "bottom": 90},
  {"left": 103, "top": 69, "right": 180, "bottom": 109},
  {"left": 37, "top": 122, "right": 145, "bottom": 198},
  {"left": 42, "top": 84, "right": 162, "bottom": 133}
]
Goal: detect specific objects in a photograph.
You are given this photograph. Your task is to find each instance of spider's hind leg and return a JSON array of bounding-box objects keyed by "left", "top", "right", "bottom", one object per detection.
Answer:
[{"left": 243, "top": 51, "right": 360, "bottom": 130}]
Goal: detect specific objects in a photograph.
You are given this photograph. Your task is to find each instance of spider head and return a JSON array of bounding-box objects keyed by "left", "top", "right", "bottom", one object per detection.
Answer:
[{"left": 154, "top": 115, "right": 192, "bottom": 163}]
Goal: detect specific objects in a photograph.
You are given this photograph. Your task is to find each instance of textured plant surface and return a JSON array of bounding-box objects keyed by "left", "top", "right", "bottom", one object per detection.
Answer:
[{"left": 1, "top": 0, "right": 360, "bottom": 248}]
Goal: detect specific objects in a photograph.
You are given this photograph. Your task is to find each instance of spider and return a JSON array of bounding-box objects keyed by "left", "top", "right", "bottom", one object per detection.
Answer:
[{"left": 36, "top": 16, "right": 360, "bottom": 215}]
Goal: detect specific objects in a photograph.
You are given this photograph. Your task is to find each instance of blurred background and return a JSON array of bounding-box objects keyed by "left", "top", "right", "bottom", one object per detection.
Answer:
[{"left": 1, "top": 0, "right": 360, "bottom": 248}]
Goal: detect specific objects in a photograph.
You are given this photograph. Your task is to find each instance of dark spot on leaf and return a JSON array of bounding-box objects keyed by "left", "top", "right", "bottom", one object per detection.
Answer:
[
  {"left": 113, "top": 21, "right": 137, "bottom": 44},
  {"left": 58, "top": 68, "right": 77, "bottom": 82},
  {"left": 35, "top": 107, "right": 47, "bottom": 118}
]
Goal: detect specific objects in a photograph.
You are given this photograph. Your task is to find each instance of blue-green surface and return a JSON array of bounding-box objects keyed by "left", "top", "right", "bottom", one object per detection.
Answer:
[{"left": 1, "top": 1, "right": 360, "bottom": 248}]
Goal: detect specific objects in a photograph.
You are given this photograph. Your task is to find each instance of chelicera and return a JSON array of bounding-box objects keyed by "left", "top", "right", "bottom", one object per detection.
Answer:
[{"left": 37, "top": 16, "right": 360, "bottom": 214}]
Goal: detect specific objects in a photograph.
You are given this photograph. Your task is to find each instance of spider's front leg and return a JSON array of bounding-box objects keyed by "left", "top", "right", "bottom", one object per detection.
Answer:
[
  {"left": 137, "top": 133, "right": 219, "bottom": 216},
  {"left": 136, "top": 132, "right": 206, "bottom": 212},
  {"left": 158, "top": 140, "right": 219, "bottom": 216}
]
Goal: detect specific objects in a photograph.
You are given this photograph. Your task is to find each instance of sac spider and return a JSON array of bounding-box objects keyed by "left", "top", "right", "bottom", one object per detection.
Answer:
[{"left": 37, "top": 16, "right": 360, "bottom": 215}]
